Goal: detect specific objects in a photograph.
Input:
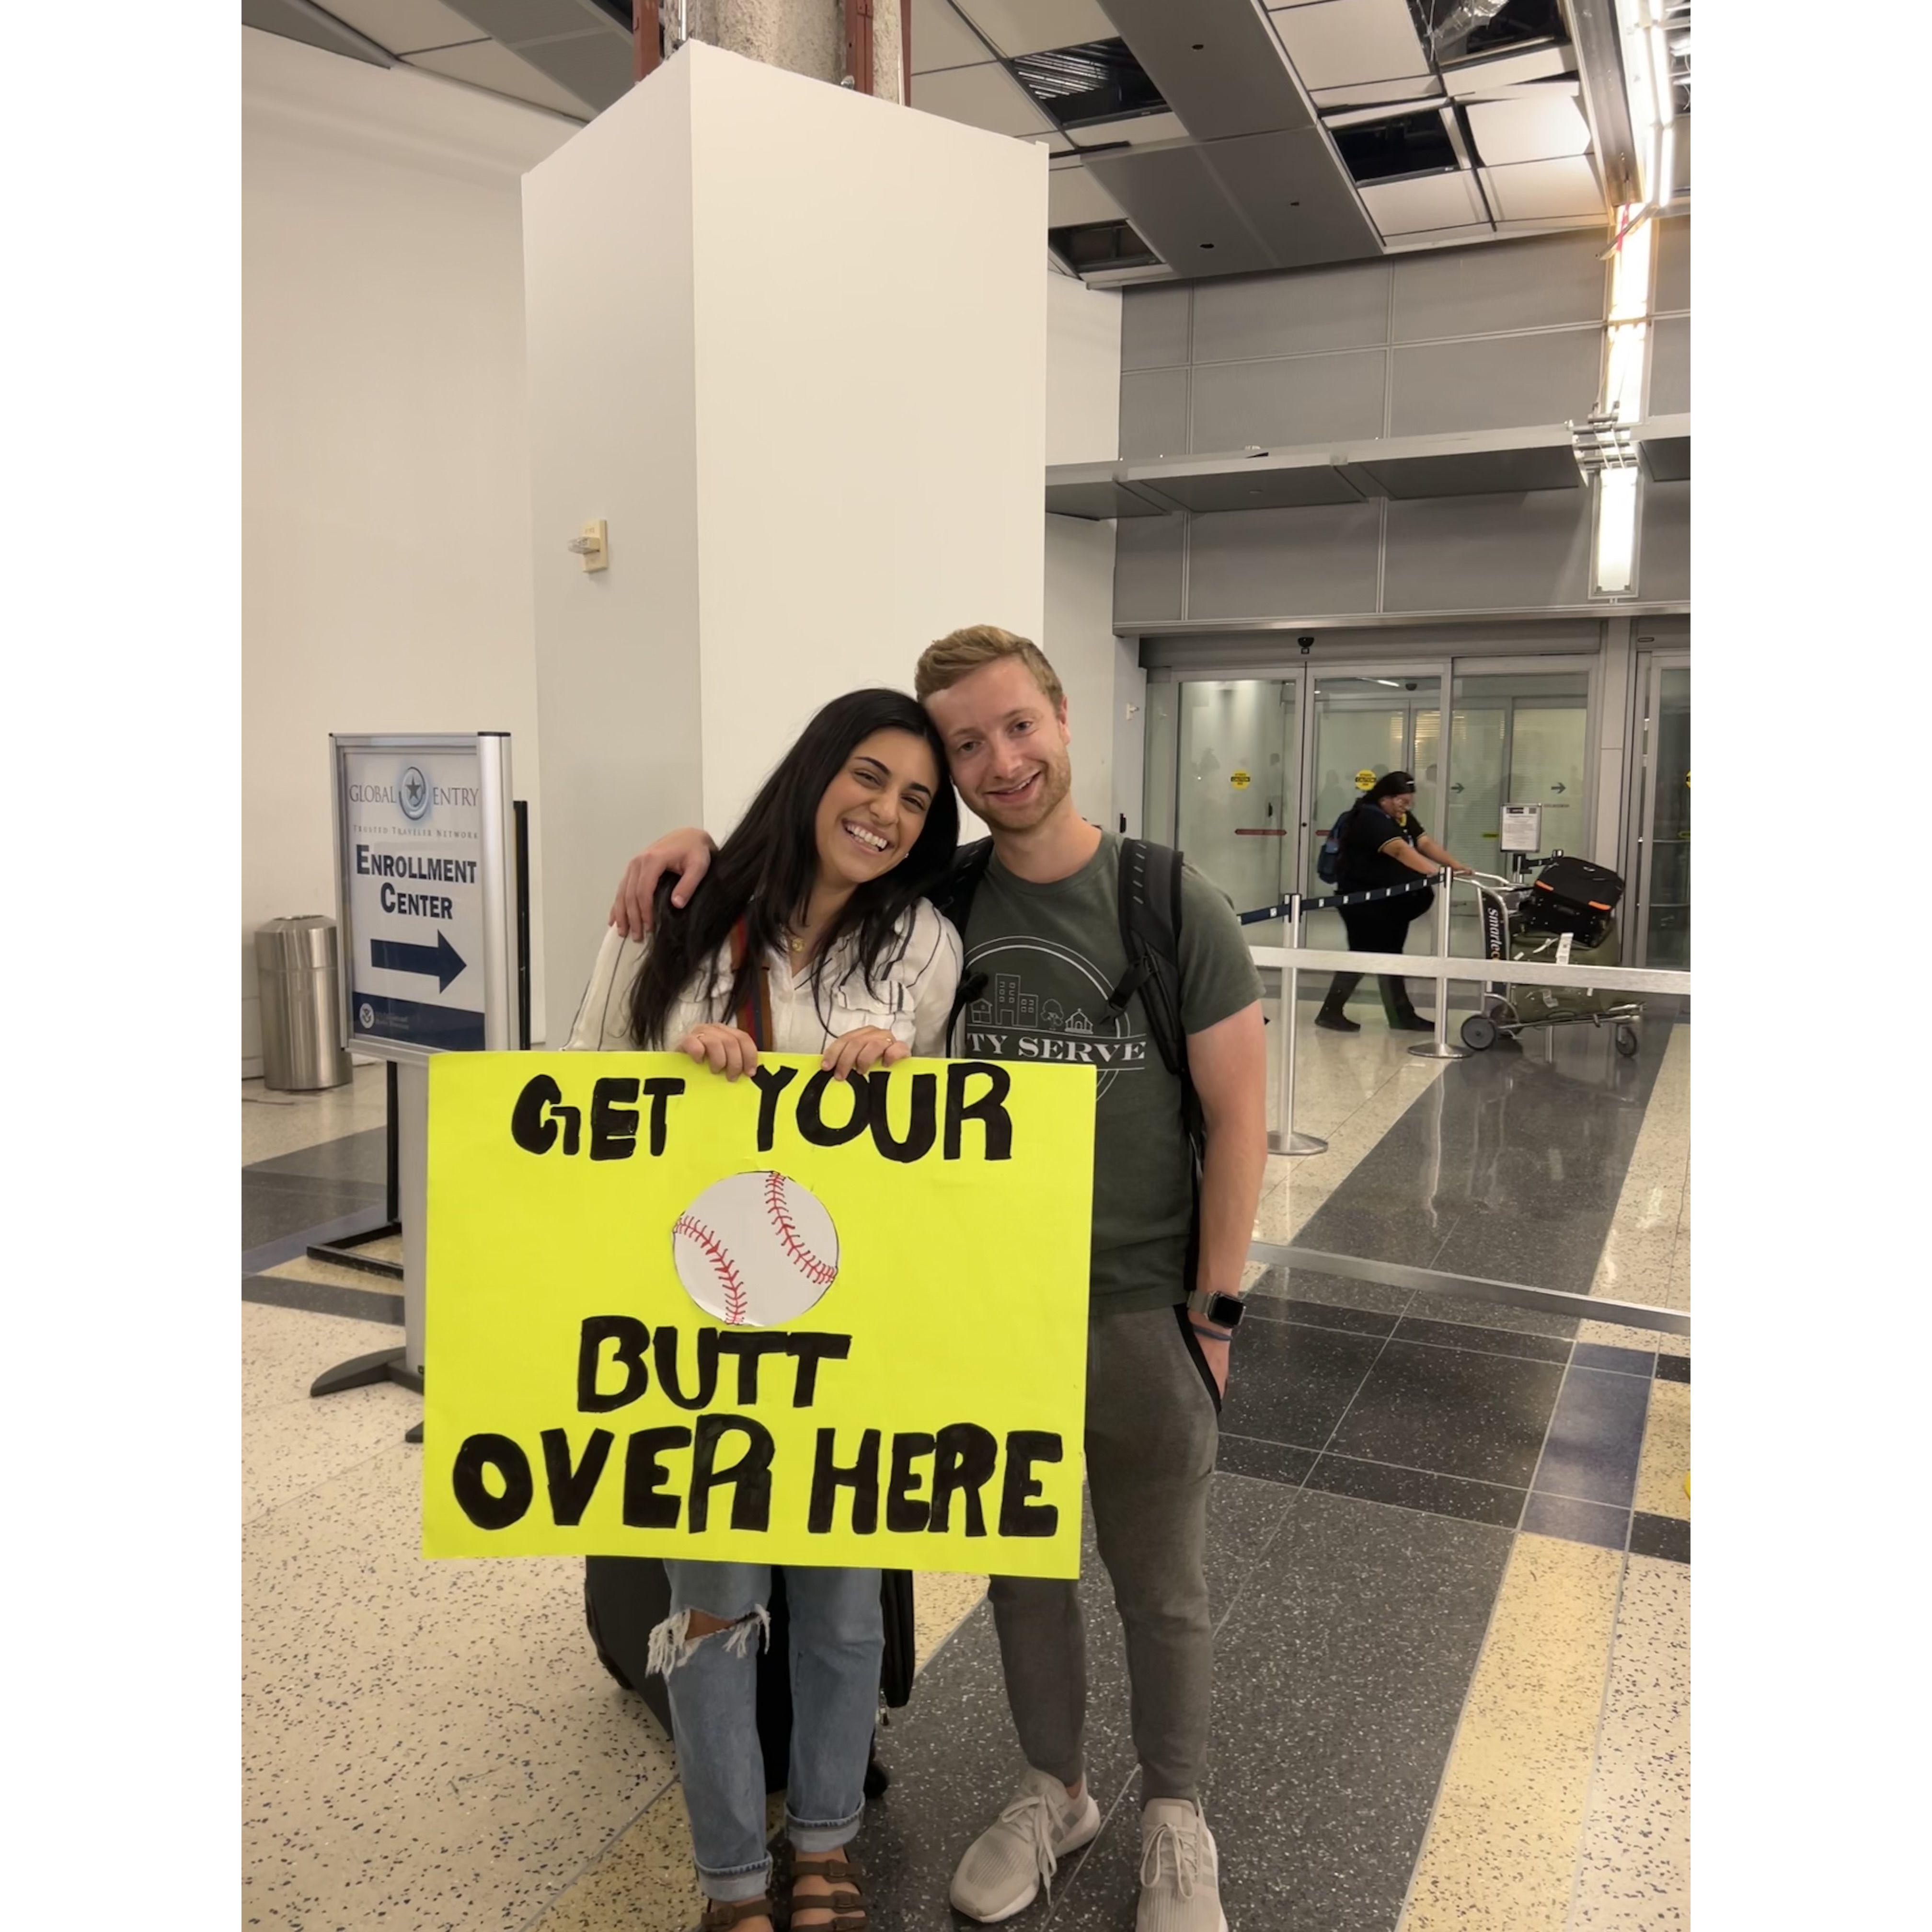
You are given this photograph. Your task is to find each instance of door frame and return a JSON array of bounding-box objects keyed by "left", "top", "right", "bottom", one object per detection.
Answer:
[{"left": 1627, "top": 649, "right": 1691, "bottom": 968}]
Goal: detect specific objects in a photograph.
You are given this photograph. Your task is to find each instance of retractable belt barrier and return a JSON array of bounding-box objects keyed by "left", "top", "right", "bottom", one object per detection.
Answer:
[
  {"left": 1240, "top": 868, "right": 1693, "bottom": 1342},
  {"left": 1238, "top": 876, "right": 1433, "bottom": 924}
]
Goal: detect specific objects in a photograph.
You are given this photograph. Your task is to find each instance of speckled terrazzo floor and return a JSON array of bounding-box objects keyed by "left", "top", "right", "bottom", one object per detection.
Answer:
[{"left": 244, "top": 1027, "right": 1689, "bottom": 1931}]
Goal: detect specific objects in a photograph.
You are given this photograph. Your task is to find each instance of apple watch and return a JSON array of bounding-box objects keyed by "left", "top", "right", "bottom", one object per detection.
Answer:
[{"left": 1185, "top": 1288, "right": 1246, "bottom": 1334}]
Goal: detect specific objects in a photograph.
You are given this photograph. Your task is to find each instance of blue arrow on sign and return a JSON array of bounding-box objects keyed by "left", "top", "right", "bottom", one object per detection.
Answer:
[{"left": 371, "top": 931, "right": 467, "bottom": 992}]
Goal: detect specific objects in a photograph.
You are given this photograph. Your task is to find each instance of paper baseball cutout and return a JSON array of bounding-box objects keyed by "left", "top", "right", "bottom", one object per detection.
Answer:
[{"left": 672, "top": 1170, "right": 840, "bottom": 1328}]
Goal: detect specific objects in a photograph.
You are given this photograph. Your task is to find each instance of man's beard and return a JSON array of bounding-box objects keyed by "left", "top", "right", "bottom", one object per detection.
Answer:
[{"left": 973, "top": 752, "right": 1072, "bottom": 831}]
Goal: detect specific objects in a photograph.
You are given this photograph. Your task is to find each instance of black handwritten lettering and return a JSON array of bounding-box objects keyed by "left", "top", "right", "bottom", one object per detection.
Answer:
[
  {"left": 589, "top": 1077, "right": 640, "bottom": 1160},
  {"left": 641, "top": 1076, "right": 685, "bottom": 1156},
  {"left": 541, "top": 1427, "right": 614, "bottom": 1525},
  {"left": 452, "top": 1433, "right": 534, "bottom": 1530},
  {"left": 654, "top": 1325, "right": 721, "bottom": 1410},
  {"left": 807, "top": 1427, "right": 881, "bottom": 1534},
  {"left": 749, "top": 1064, "right": 800, "bottom": 1152},
  {"left": 510, "top": 1074, "right": 579, "bottom": 1156},
  {"left": 866, "top": 1069, "right": 937, "bottom": 1162},
  {"left": 885, "top": 1431, "right": 936, "bottom": 1532},
  {"left": 930, "top": 1422, "right": 1000, "bottom": 1536},
  {"left": 787, "top": 1332, "right": 853, "bottom": 1406},
  {"left": 622, "top": 1426, "right": 692, "bottom": 1528},
  {"left": 943, "top": 1062, "right": 1014, "bottom": 1161},
  {"left": 689, "top": 1414, "right": 776, "bottom": 1531},
  {"left": 998, "top": 1430, "right": 1062, "bottom": 1538},
  {"left": 714, "top": 1332, "right": 794, "bottom": 1406},
  {"left": 577, "top": 1316, "right": 651, "bottom": 1412},
  {"left": 797, "top": 1069, "right": 871, "bottom": 1147}
]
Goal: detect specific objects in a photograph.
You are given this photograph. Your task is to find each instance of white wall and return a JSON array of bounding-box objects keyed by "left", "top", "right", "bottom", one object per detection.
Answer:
[
  {"left": 526, "top": 43, "right": 1049, "bottom": 1026},
  {"left": 1041, "top": 270, "right": 1126, "bottom": 833},
  {"left": 688, "top": 48, "right": 1046, "bottom": 834},
  {"left": 242, "top": 28, "right": 571, "bottom": 1070}
]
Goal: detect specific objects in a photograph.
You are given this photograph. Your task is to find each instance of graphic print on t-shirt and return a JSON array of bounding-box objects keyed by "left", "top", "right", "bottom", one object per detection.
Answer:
[{"left": 960, "top": 936, "right": 1150, "bottom": 1099}]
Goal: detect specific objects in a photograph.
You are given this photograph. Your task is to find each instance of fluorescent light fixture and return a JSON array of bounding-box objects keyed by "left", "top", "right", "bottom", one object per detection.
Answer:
[
  {"left": 1608, "top": 207, "right": 1654, "bottom": 321},
  {"left": 1656, "top": 121, "right": 1676, "bottom": 209},
  {"left": 1374, "top": 678, "right": 1403, "bottom": 687},
  {"left": 1592, "top": 469, "right": 1639, "bottom": 597}
]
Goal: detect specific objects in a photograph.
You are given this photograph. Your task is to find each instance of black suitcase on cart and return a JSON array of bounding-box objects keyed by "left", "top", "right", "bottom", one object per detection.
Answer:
[
  {"left": 584, "top": 1558, "right": 913, "bottom": 1797},
  {"left": 1520, "top": 854, "right": 1623, "bottom": 945}
]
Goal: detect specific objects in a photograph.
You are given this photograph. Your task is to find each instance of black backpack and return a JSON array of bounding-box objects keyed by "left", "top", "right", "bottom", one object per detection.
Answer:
[{"left": 932, "top": 835, "right": 1204, "bottom": 1202}]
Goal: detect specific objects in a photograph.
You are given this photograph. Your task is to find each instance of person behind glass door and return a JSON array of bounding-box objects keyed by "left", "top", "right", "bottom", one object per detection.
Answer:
[{"left": 1315, "top": 769, "right": 1470, "bottom": 1034}]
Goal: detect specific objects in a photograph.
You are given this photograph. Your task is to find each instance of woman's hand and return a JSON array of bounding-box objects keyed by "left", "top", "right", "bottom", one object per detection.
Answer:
[
  {"left": 820, "top": 1027, "right": 909, "bottom": 1083},
  {"left": 674, "top": 1024, "right": 760, "bottom": 1080}
]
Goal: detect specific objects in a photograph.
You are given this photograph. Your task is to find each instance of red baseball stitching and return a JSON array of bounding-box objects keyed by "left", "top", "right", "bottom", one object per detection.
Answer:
[
  {"left": 763, "top": 1173, "right": 836, "bottom": 1288},
  {"left": 674, "top": 1213, "right": 748, "bottom": 1325}
]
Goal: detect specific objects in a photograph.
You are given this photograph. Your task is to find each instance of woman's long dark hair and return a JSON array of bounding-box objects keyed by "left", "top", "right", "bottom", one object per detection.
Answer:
[{"left": 630, "top": 689, "right": 959, "bottom": 1047}]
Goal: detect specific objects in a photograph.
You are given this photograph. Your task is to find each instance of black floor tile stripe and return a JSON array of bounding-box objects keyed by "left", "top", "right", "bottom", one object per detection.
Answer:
[
  {"left": 1629, "top": 1511, "right": 1691, "bottom": 1564},
  {"left": 1654, "top": 1351, "right": 1691, "bottom": 1382},
  {"left": 1292, "top": 1018, "right": 1676, "bottom": 1296},
  {"left": 243, "top": 1271, "right": 403, "bottom": 1327},
  {"left": 1530, "top": 1363, "right": 1652, "bottom": 1510}
]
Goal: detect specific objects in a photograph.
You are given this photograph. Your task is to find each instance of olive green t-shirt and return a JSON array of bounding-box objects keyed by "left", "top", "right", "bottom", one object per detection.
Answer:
[{"left": 958, "top": 833, "right": 1263, "bottom": 1313}]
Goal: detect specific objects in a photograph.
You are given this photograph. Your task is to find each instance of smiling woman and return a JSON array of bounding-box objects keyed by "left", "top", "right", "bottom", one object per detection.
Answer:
[{"left": 557, "top": 684, "right": 965, "bottom": 1930}]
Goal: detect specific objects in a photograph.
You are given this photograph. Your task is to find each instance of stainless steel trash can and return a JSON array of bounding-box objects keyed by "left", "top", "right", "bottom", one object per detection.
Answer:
[{"left": 255, "top": 916, "right": 354, "bottom": 1092}]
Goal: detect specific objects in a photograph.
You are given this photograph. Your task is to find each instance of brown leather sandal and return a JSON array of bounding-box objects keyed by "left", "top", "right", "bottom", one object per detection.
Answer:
[
  {"left": 697, "top": 1897, "right": 776, "bottom": 1931},
  {"left": 786, "top": 1851, "right": 868, "bottom": 1931}
]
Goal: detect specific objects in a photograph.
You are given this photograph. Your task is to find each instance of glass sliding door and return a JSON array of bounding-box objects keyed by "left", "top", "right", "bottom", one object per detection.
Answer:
[
  {"left": 1634, "top": 658, "right": 1690, "bottom": 967},
  {"left": 1173, "top": 678, "right": 1300, "bottom": 945},
  {"left": 1304, "top": 672, "right": 1442, "bottom": 956},
  {"left": 1446, "top": 667, "right": 1593, "bottom": 950}
]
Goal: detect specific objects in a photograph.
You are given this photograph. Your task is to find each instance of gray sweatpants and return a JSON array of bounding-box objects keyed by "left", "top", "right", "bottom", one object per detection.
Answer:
[{"left": 988, "top": 1302, "right": 1220, "bottom": 1804}]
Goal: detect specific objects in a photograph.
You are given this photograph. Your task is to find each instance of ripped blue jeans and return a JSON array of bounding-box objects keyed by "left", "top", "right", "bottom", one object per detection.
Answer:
[{"left": 652, "top": 1559, "right": 884, "bottom": 1904}]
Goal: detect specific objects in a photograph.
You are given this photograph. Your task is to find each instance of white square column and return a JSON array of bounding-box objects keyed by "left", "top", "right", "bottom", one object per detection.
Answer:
[{"left": 525, "top": 42, "right": 1046, "bottom": 1029}]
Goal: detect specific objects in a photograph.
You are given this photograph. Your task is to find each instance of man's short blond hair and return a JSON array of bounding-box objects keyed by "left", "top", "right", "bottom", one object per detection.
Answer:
[{"left": 915, "top": 625, "right": 1065, "bottom": 711}]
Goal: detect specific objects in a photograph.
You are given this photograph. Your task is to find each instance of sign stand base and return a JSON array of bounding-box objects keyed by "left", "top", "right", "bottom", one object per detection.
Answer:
[
  {"left": 309, "top": 1347, "right": 422, "bottom": 1400},
  {"left": 305, "top": 1063, "right": 404, "bottom": 1281}
]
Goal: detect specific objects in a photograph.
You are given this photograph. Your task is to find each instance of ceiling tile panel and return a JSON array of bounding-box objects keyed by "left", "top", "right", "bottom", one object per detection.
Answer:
[
  {"left": 1361, "top": 171, "right": 1486, "bottom": 235},
  {"left": 909, "top": 0, "right": 991, "bottom": 75},
  {"left": 1465, "top": 92, "right": 1591, "bottom": 167},
  {"left": 406, "top": 36, "right": 591, "bottom": 115},
  {"left": 956, "top": 0, "right": 1116, "bottom": 58},
  {"left": 1313, "top": 77, "right": 1443, "bottom": 108},
  {"left": 322, "top": 0, "right": 485, "bottom": 54},
  {"left": 1201, "top": 126, "right": 1382, "bottom": 267},
  {"left": 440, "top": 0, "right": 607, "bottom": 45},
  {"left": 243, "top": 0, "right": 391, "bottom": 64},
  {"left": 1269, "top": 0, "right": 1430, "bottom": 92},
  {"left": 513, "top": 26, "right": 632, "bottom": 108},
  {"left": 1441, "top": 44, "right": 1575, "bottom": 97},
  {"left": 1097, "top": 0, "right": 1313, "bottom": 139},
  {"left": 1085, "top": 143, "right": 1274, "bottom": 276},
  {"left": 1482, "top": 155, "right": 1605, "bottom": 221},
  {"left": 1049, "top": 164, "right": 1128, "bottom": 228},
  {"left": 1067, "top": 110, "right": 1187, "bottom": 148},
  {"left": 911, "top": 62, "right": 1057, "bottom": 136}
]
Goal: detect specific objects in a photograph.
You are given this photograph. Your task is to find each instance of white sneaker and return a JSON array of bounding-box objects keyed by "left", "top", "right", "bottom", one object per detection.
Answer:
[
  {"left": 1137, "top": 1799, "right": 1227, "bottom": 1932},
  {"left": 948, "top": 1765, "right": 1102, "bottom": 1922}
]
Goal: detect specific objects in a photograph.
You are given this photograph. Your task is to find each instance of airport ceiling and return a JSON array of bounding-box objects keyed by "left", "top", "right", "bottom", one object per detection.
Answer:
[{"left": 243, "top": 0, "right": 1690, "bottom": 284}]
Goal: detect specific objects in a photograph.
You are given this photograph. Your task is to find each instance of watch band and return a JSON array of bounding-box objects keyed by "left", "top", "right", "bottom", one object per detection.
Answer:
[{"left": 1186, "top": 1288, "right": 1245, "bottom": 1333}]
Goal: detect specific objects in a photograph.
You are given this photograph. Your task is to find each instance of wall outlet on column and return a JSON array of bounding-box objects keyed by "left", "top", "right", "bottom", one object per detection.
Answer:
[{"left": 567, "top": 519, "right": 609, "bottom": 571}]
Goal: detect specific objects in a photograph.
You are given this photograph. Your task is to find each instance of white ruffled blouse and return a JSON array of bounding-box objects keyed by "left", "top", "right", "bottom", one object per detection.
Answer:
[{"left": 564, "top": 898, "right": 962, "bottom": 1058}]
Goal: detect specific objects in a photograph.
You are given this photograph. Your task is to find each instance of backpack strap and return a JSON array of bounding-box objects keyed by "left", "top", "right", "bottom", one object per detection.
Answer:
[
  {"left": 932, "top": 840, "right": 995, "bottom": 1051},
  {"left": 1104, "top": 840, "right": 1205, "bottom": 1168}
]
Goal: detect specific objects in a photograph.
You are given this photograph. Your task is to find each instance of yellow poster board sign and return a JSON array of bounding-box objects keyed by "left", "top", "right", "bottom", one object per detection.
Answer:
[{"left": 422, "top": 1053, "right": 1095, "bottom": 1578}]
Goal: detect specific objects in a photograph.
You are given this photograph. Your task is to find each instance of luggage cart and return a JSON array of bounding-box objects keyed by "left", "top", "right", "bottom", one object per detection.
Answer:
[{"left": 1460, "top": 859, "right": 1644, "bottom": 1058}]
